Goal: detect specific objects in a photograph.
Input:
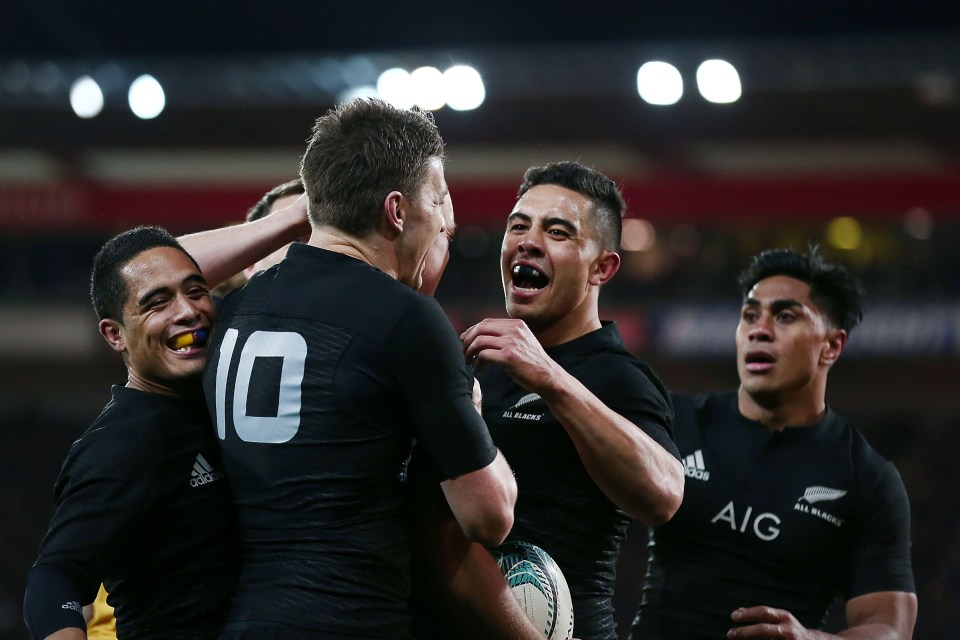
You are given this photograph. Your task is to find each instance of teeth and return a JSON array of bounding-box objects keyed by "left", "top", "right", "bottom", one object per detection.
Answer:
[{"left": 513, "top": 264, "right": 542, "bottom": 279}]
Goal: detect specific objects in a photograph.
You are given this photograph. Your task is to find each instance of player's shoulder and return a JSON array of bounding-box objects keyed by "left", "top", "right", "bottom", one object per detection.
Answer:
[
  {"left": 71, "top": 387, "right": 185, "bottom": 466},
  {"left": 825, "top": 410, "right": 902, "bottom": 483}
]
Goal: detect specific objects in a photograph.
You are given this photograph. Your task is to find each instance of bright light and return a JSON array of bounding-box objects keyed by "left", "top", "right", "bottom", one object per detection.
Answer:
[
  {"left": 69, "top": 75, "right": 104, "bottom": 119},
  {"left": 410, "top": 66, "right": 446, "bottom": 110},
  {"left": 621, "top": 218, "right": 656, "bottom": 252},
  {"left": 696, "top": 59, "right": 742, "bottom": 104},
  {"left": 636, "top": 61, "right": 683, "bottom": 106},
  {"left": 443, "top": 65, "right": 485, "bottom": 111},
  {"left": 336, "top": 84, "right": 379, "bottom": 105},
  {"left": 128, "top": 74, "right": 165, "bottom": 119},
  {"left": 826, "top": 216, "right": 863, "bottom": 250},
  {"left": 377, "top": 68, "right": 415, "bottom": 108}
]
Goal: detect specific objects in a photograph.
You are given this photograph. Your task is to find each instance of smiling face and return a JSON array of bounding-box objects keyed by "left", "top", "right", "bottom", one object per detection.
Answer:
[
  {"left": 500, "top": 183, "right": 619, "bottom": 345},
  {"left": 736, "top": 275, "right": 843, "bottom": 406},
  {"left": 99, "top": 246, "right": 215, "bottom": 395},
  {"left": 395, "top": 156, "right": 448, "bottom": 290}
]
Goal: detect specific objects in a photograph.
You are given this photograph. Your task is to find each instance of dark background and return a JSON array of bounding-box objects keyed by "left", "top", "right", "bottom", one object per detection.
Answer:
[{"left": 1, "top": 2, "right": 958, "bottom": 638}]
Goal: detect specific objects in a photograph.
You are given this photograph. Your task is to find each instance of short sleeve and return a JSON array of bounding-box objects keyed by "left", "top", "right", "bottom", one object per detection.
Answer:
[
  {"left": 843, "top": 461, "right": 916, "bottom": 597},
  {"left": 385, "top": 297, "right": 497, "bottom": 479},
  {"left": 32, "top": 425, "right": 161, "bottom": 597}
]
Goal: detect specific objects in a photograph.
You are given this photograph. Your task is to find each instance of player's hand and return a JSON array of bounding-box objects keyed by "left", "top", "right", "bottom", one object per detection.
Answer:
[
  {"left": 471, "top": 377, "right": 483, "bottom": 414},
  {"left": 276, "top": 192, "right": 311, "bottom": 241},
  {"left": 461, "top": 318, "right": 560, "bottom": 392},
  {"left": 728, "top": 606, "right": 813, "bottom": 639}
]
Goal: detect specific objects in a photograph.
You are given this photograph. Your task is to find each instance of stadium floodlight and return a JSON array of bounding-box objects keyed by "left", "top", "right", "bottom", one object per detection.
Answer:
[
  {"left": 377, "top": 67, "right": 415, "bottom": 109},
  {"left": 443, "top": 65, "right": 485, "bottom": 111},
  {"left": 410, "top": 66, "right": 446, "bottom": 111},
  {"left": 70, "top": 75, "right": 104, "bottom": 119},
  {"left": 636, "top": 61, "right": 683, "bottom": 106},
  {"left": 128, "top": 74, "right": 165, "bottom": 119},
  {"left": 696, "top": 59, "right": 742, "bottom": 104}
]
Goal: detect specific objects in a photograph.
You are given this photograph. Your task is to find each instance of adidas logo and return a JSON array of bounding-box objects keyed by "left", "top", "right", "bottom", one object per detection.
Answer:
[
  {"left": 190, "top": 453, "right": 224, "bottom": 487},
  {"left": 61, "top": 600, "right": 82, "bottom": 613},
  {"left": 683, "top": 449, "right": 710, "bottom": 481}
]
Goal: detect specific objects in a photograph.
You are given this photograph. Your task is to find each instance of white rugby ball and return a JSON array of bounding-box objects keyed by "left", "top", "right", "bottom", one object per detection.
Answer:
[{"left": 493, "top": 541, "right": 574, "bottom": 640}]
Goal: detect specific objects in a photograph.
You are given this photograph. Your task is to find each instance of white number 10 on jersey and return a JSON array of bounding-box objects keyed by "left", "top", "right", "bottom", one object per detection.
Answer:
[{"left": 214, "top": 328, "right": 307, "bottom": 443}]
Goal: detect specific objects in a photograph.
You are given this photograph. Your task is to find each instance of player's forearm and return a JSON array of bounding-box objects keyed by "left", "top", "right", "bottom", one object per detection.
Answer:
[
  {"left": 834, "top": 625, "right": 910, "bottom": 640},
  {"left": 539, "top": 368, "right": 684, "bottom": 524},
  {"left": 449, "top": 544, "right": 548, "bottom": 640},
  {"left": 23, "top": 565, "right": 89, "bottom": 640},
  {"left": 178, "top": 194, "right": 309, "bottom": 287}
]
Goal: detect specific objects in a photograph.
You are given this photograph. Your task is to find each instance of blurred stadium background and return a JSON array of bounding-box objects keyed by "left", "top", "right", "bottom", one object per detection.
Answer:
[{"left": 1, "top": 2, "right": 958, "bottom": 638}]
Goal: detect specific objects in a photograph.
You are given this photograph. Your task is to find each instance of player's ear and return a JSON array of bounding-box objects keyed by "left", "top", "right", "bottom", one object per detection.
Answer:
[
  {"left": 589, "top": 250, "right": 620, "bottom": 286},
  {"left": 820, "top": 328, "right": 846, "bottom": 367},
  {"left": 383, "top": 190, "right": 404, "bottom": 237},
  {"left": 99, "top": 318, "right": 127, "bottom": 354}
]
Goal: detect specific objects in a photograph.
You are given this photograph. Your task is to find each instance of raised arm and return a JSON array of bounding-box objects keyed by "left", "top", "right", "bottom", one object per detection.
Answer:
[
  {"left": 462, "top": 318, "right": 684, "bottom": 525},
  {"left": 178, "top": 193, "right": 310, "bottom": 287}
]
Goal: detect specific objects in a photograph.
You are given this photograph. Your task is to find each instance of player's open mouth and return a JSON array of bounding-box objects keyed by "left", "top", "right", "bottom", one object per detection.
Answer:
[
  {"left": 512, "top": 264, "right": 549, "bottom": 291},
  {"left": 744, "top": 351, "right": 775, "bottom": 371},
  {"left": 167, "top": 328, "right": 209, "bottom": 353}
]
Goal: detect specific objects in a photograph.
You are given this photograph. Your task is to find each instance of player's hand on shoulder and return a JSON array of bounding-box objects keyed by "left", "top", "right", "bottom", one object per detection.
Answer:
[{"left": 728, "top": 605, "right": 813, "bottom": 639}]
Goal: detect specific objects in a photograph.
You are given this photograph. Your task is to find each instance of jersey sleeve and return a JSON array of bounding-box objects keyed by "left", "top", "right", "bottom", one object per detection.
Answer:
[
  {"left": 582, "top": 354, "right": 680, "bottom": 460},
  {"left": 31, "top": 423, "right": 162, "bottom": 601},
  {"left": 385, "top": 297, "right": 497, "bottom": 480},
  {"left": 843, "top": 460, "right": 916, "bottom": 597}
]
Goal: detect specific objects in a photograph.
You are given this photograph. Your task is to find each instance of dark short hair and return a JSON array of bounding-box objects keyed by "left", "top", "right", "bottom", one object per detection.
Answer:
[
  {"left": 299, "top": 98, "right": 445, "bottom": 236},
  {"left": 246, "top": 178, "right": 305, "bottom": 222},
  {"left": 90, "top": 226, "right": 200, "bottom": 321},
  {"left": 737, "top": 247, "right": 865, "bottom": 333},
  {"left": 518, "top": 161, "right": 625, "bottom": 252}
]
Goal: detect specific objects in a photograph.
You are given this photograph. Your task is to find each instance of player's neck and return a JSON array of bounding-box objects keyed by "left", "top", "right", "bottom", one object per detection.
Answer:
[
  {"left": 530, "top": 309, "right": 602, "bottom": 348},
  {"left": 737, "top": 385, "right": 827, "bottom": 432},
  {"left": 308, "top": 227, "right": 398, "bottom": 278}
]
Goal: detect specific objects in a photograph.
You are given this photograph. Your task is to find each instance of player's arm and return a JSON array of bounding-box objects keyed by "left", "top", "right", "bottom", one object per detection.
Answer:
[
  {"left": 414, "top": 487, "right": 546, "bottom": 640},
  {"left": 727, "top": 591, "right": 917, "bottom": 639},
  {"left": 23, "top": 565, "right": 89, "bottom": 640},
  {"left": 391, "top": 301, "right": 517, "bottom": 547},
  {"left": 177, "top": 193, "right": 309, "bottom": 287},
  {"left": 439, "top": 450, "right": 516, "bottom": 547},
  {"left": 462, "top": 318, "right": 683, "bottom": 525}
]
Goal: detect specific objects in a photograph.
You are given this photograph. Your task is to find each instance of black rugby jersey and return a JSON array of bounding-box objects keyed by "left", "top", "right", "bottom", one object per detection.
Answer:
[
  {"left": 478, "top": 322, "right": 678, "bottom": 640},
  {"left": 203, "top": 244, "right": 496, "bottom": 638},
  {"left": 27, "top": 386, "right": 239, "bottom": 639},
  {"left": 632, "top": 391, "right": 915, "bottom": 640}
]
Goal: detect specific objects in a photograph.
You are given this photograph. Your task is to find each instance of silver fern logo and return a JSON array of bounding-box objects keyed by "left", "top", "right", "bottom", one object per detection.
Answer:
[
  {"left": 503, "top": 393, "right": 544, "bottom": 421},
  {"left": 801, "top": 486, "right": 847, "bottom": 504},
  {"left": 794, "top": 485, "right": 847, "bottom": 528},
  {"left": 511, "top": 393, "right": 542, "bottom": 409}
]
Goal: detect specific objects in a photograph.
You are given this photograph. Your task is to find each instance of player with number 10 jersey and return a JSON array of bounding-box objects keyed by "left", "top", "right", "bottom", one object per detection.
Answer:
[{"left": 202, "top": 245, "right": 498, "bottom": 638}]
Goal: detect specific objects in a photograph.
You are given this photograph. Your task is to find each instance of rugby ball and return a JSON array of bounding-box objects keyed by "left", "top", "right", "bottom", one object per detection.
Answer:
[{"left": 493, "top": 541, "right": 574, "bottom": 639}]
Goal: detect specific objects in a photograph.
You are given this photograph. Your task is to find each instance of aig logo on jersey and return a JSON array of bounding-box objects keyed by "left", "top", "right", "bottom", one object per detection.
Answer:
[
  {"left": 190, "top": 453, "right": 225, "bottom": 487},
  {"left": 502, "top": 393, "right": 544, "bottom": 421},
  {"left": 683, "top": 449, "right": 710, "bottom": 481}
]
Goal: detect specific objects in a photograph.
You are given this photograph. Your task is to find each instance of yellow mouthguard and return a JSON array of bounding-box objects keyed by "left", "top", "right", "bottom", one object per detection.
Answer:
[{"left": 172, "top": 333, "right": 195, "bottom": 349}]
